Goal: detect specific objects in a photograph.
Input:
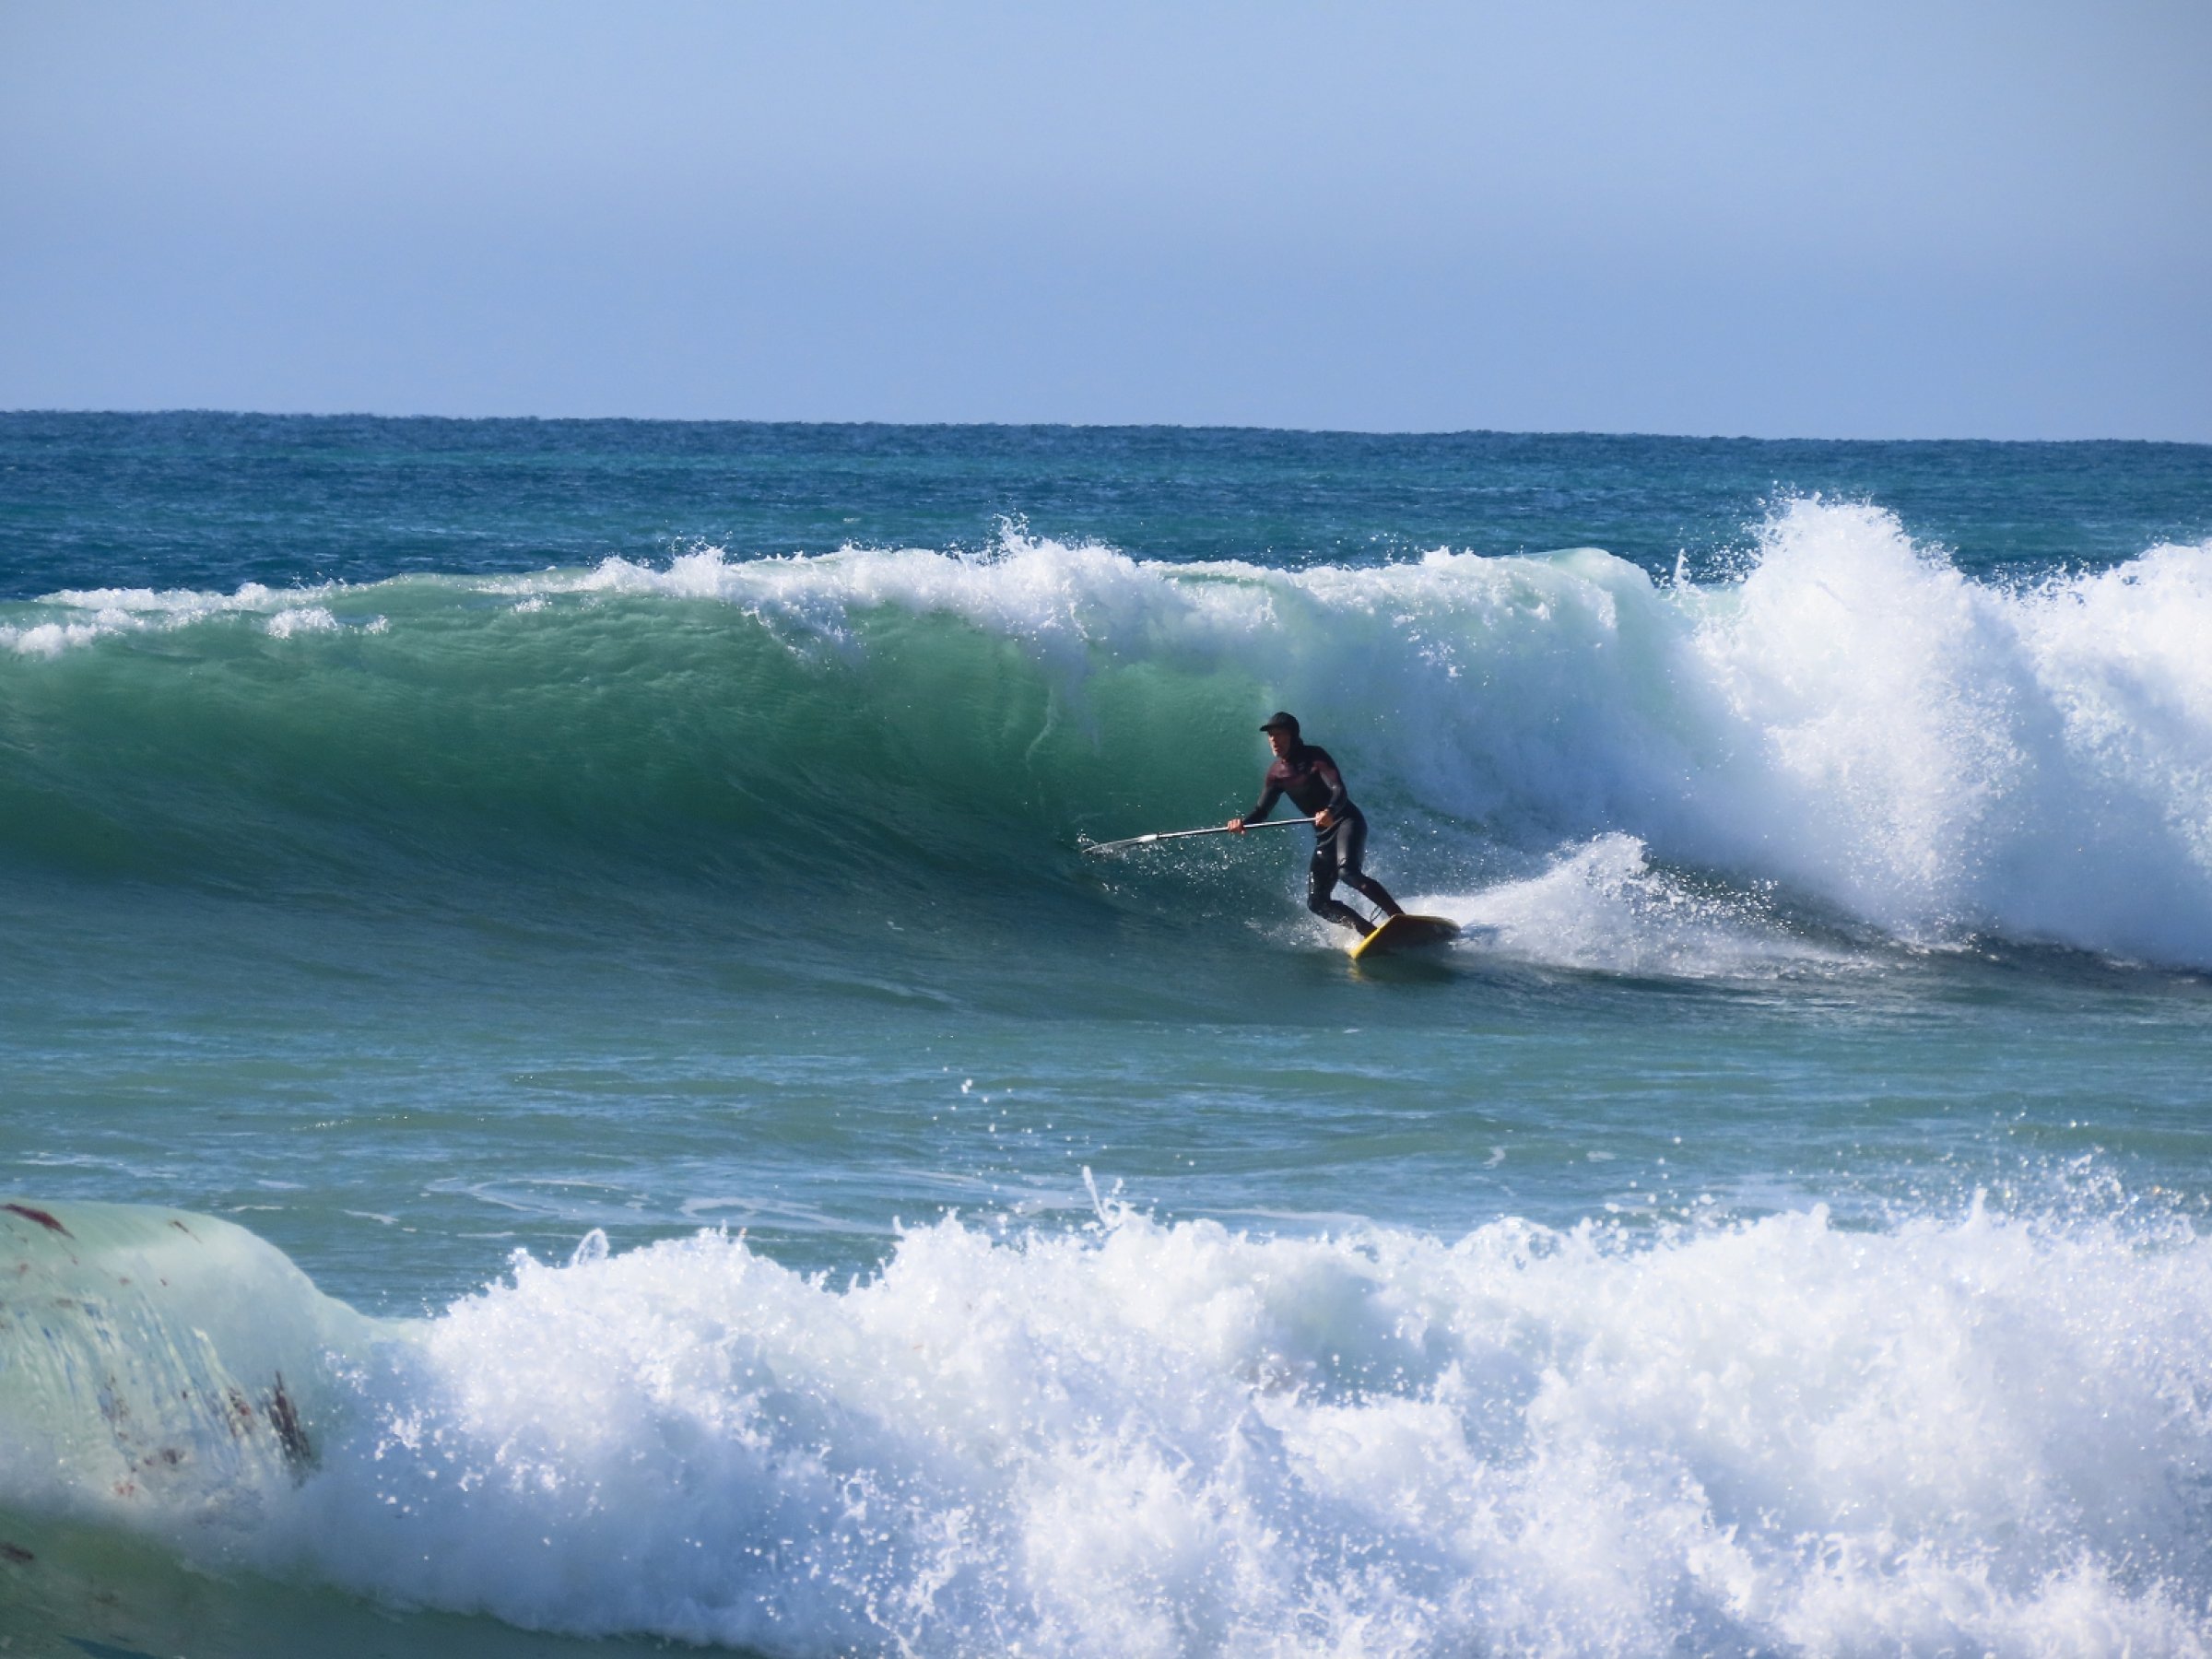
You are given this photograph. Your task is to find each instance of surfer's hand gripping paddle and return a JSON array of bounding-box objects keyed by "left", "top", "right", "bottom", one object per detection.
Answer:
[{"left": 1081, "top": 817, "right": 1316, "bottom": 855}]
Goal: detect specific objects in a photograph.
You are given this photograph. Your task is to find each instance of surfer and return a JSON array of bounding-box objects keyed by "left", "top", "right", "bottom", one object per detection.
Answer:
[{"left": 1229, "top": 712, "right": 1405, "bottom": 936}]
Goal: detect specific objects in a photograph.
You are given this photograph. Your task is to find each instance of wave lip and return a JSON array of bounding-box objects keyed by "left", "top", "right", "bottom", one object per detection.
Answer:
[{"left": 7, "top": 1196, "right": 2212, "bottom": 1655}]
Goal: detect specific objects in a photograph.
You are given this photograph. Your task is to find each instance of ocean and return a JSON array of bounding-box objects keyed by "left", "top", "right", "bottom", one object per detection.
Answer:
[{"left": 4, "top": 412, "right": 2211, "bottom": 1656}]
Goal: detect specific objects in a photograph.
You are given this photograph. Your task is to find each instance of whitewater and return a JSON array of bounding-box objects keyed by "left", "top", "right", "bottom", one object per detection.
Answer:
[
  {"left": 4, "top": 414, "right": 2210, "bottom": 1657},
  {"left": 7, "top": 1193, "right": 2212, "bottom": 1657}
]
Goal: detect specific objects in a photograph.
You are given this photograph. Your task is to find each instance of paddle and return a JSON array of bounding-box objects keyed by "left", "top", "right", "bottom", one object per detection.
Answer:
[{"left": 1081, "top": 817, "right": 1316, "bottom": 855}]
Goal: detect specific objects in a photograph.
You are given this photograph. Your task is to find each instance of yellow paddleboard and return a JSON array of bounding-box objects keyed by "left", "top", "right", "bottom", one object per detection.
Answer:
[{"left": 1347, "top": 913, "right": 1462, "bottom": 961}]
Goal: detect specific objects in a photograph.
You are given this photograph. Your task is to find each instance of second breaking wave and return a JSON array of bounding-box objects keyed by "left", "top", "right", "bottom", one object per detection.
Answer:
[{"left": 6, "top": 1194, "right": 2211, "bottom": 1656}]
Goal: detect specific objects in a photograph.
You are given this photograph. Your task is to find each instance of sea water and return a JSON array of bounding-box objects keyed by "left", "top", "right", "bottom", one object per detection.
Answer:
[{"left": 3, "top": 414, "right": 2210, "bottom": 1656}]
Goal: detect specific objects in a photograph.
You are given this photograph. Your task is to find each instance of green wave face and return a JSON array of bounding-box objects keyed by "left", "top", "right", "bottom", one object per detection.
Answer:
[{"left": 0, "top": 569, "right": 1276, "bottom": 912}]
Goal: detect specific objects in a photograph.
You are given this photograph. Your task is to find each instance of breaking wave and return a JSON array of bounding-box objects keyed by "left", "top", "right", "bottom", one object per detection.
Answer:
[{"left": 2, "top": 499, "right": 2207, "bottom": 967}]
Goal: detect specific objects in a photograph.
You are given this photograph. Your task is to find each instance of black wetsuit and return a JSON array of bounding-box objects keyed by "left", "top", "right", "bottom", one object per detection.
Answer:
[{"left": 1246, "top": 743, "right": 1403, "bottom": 935}]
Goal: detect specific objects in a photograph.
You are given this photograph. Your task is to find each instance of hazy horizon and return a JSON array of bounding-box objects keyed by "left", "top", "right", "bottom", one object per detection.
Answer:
[{"left": 11, "top": 409, "right": 2212, "bottom": 452}]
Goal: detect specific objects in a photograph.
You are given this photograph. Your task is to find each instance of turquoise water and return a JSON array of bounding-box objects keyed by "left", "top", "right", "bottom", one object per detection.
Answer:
[{"left": 5, "top": 415, "right": 2212, "bottom": 1656}]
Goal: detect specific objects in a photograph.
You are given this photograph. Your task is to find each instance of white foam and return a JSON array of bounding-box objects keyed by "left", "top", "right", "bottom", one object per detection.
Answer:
[
  {"left": 1680, "top": 506, "right": 2212, "bottom": 962},
  {"left": 0, "top": 617, "right": 115, "bottom": 657},
  {"left": 1, "top": 580, "right": 355, "bottom": 654},
  {"left": 14, "top": 1198, "right": 2212, "bottom": 1654},
  {"left": 265, "top": 605, "right": 339, "bottom": 638}
]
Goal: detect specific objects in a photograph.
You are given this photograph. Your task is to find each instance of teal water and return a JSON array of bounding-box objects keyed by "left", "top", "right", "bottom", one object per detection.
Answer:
[{"left": 5, "top": 415, "right": 2212, "bottom": 1656}]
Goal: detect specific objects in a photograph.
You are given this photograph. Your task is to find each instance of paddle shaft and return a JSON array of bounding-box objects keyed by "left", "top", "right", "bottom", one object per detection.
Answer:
[{"left": 1083, "top": 817, "right": 1317, "bottom": 855}]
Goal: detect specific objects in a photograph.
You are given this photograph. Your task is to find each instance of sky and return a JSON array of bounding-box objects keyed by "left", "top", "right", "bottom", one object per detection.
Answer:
[{"left": 2, "top": 0, "right": 2207, "bottom": 439}]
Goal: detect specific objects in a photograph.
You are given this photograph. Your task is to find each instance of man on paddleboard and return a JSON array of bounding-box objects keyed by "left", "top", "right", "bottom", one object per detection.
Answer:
[{"left": 1229, "top": 712, "right": 1405, "bottom": 937}]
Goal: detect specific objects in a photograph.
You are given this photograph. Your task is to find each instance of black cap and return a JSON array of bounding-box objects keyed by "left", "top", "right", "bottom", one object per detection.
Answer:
[{"left": 1259, "top": 711, "right": 1300, "bottom": 734}]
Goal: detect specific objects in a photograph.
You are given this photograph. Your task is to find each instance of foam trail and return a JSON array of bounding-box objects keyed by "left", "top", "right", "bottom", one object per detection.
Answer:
[
  {"left": 1432, "top": 832, "right": 1854, "bottom": 980},
  {"left": 8, "top": 1198, "right": 2212, "bottom": 1655}
]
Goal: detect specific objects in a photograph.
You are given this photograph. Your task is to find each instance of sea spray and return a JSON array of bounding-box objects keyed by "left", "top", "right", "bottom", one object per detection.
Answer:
[
  {"left": 1434, "top": 832, "right": 1853, "bottom": 981},
  {"left": 1681, "top": 503, "right": 2212, "bottom": 960}
]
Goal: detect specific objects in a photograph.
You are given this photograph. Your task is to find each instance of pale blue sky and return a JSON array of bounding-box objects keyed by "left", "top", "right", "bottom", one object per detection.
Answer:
[{"left": 4, "top": 1, "right": 2206, "bottom": 438}]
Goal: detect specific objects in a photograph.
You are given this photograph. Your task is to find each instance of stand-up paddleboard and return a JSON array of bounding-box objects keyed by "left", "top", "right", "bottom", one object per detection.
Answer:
[{"left": 1348, "top": 913, "right": 1461, "bottom": 961}]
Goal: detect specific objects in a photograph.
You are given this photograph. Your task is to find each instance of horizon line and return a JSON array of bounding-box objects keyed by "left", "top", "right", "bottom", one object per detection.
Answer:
[{"left": 5, "top": 406, "right": 2208, "bottom": 452}]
